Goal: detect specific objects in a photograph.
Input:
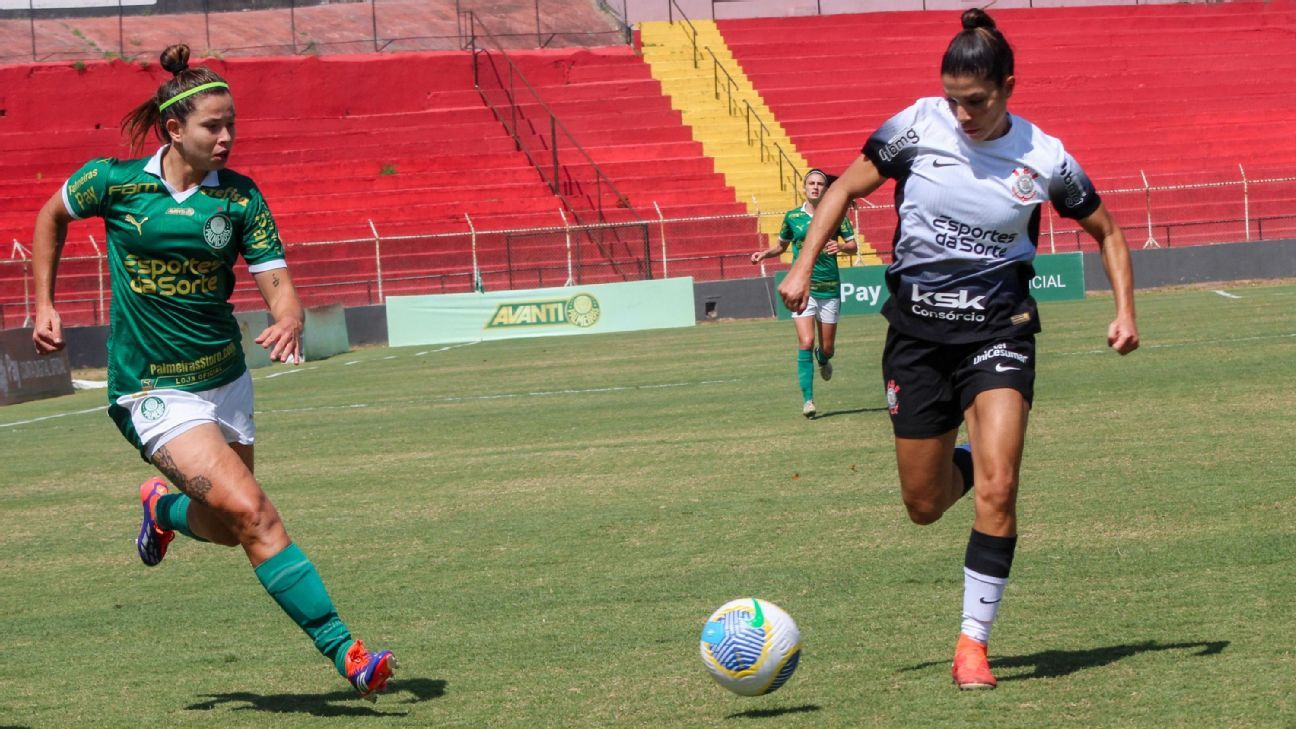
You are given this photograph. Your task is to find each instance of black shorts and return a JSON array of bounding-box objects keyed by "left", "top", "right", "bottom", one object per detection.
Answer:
[{"left": 881, "top": 328, "right": 1035, "bottom": 438}]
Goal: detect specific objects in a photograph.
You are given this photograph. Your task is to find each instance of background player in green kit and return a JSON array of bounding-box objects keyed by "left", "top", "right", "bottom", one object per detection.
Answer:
[
  {"left": 29, "top": 44, "right": 396, "bottom": 701},
  {"left": 751, "top": 169, "right": 859, "bottom": 417}
]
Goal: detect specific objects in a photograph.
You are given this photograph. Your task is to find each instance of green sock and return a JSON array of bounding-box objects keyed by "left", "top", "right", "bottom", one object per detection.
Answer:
[
  {"left": 815, "top": 347, "right": 832, "bottom": 365},
  {"left": 155, "top": 493, "right": 208, "bottom": 542},
  {"left": 254, "top": 543, "right": 355, "bottom": 676},
  {"left": 797, "top": 348, "right": 814, "bottom": 401}
]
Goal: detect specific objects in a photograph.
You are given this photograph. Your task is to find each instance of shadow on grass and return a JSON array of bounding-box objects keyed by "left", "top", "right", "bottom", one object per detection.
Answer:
[
  {"left": 900, "top": 640, "right": 1229, "bottom": 681},
  {"left": 727, "top": 703, "right": 822, "bottom": 720},
  {"left": 811, "top": 406, "right": 888, "bottom": 420},
  {"left": 185, "top": 677, "right": 447, "bottom": 718}
]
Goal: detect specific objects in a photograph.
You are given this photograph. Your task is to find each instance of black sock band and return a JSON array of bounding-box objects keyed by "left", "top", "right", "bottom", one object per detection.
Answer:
[
  {"left": 965, "top": 529, "right": 1017, "bottom": 579},
  {"left": 953, "top": 447, "right": 974, "bottom": 496}
]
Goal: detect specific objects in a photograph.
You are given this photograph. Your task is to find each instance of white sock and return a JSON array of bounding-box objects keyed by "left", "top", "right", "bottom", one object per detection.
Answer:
[{"left": 961, "top": 567, "right": 1008, "bottom": 644}]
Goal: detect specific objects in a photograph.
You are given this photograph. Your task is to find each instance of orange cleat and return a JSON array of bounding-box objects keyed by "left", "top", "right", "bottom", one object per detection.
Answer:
[
  {"left": 136, "top": 477, "right": 175, "bottom": 567},
  {"left": 952, "top": 634, "right": 997, "bottom": 690},
  {"left": 344, "top": 640, "right": 397, "bottom": 702}
]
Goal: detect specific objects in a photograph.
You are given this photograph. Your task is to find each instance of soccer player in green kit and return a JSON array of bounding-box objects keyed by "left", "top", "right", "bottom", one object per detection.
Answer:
[
  {"left": 751, "top": 169, "right": 859, "bottom": 417},
  {"left": 30, "top": 44, "right": 396, "bottom": 701}
]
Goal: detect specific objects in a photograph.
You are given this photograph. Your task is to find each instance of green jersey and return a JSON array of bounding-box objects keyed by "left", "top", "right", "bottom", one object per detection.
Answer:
[
  {"left": 779, "top": 204, "right": 855, "bottom": 300},
  {"left": 62, "top": 147, "right": 286, "bottom": 400}
]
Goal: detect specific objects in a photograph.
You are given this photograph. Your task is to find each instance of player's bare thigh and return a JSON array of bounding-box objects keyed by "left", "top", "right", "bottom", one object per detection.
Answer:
[{"left": 151, "top": 424, "right": 287, "bottom": 563}]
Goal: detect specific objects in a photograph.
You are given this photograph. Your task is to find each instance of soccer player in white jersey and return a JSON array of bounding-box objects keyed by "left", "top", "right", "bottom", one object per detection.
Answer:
[
  {"left": 779, "top": 9, "right": 1139, "bottom": 689},
  {"left": 30, "top": 44, "right": 396, "bottom": 701},
  {"left": 752, "top": 169, "right": 859, "bottom": 417}
]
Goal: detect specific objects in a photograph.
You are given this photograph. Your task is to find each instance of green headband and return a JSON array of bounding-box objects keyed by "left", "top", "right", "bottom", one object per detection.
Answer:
[{"left": 158, "top": 81, "right": 229, "bottom": 112}]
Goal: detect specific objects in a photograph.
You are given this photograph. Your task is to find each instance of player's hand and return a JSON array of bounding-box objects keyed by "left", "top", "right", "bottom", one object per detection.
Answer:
[
  {"left": 1107, "top": 316, "right": 1139, "bottom": 355},
  {"left": 750, "top": 251, "right": 762, "bottom": 264},
  {"left": 32, "top": 306, "right": 65, "bottom": 355},
  {"left": 824, "top": 241, "right": 839, "bottom": 255},
  {"left": 256, "top": 318, "right": 304, "bottom": 365},
  {"left": 778, "top": 269, "right": 810, "bottom": 314}
]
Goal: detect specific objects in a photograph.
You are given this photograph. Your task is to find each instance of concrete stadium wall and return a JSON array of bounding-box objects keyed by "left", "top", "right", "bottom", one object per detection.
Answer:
[
  {"left": 1082, "top": 238, "right": 1296, "bottom": 291},
  {"left": 693, "top": 277, "right": 777, "bottom": 320},
  {"left": 45, "top": 239, "right": 1296, "bottom": 367}
]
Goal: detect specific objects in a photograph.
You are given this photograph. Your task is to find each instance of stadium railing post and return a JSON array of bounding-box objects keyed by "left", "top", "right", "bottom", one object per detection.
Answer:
[
  {"left": 1239, "top": 164, "right": 1250, "bottom": 242},
  {"left": 1140, "top": 170, "right": 1160, "bottom": 249},
  {"left": 653, "top": 202, "right": 668, "bottom": 280},
  {"left": 368, "top": 220, "right": 384, "bottom": 303}
]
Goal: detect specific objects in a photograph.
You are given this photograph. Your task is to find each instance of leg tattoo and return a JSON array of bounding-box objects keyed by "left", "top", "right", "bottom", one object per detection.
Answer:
[{"left": 151, "top": 446, "right": 214, "bottom": 504}]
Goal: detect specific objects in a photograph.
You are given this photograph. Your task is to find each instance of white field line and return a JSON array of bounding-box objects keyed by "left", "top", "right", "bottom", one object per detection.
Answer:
[
  {"left": 0, "top": 377, "right": 740, "bottom": 429},
  {"left": 0, "top": 405, "right": 107, "bottom": 428},
  {"left": 6, "top": 332, "right": 1291, "bottom": 429},
  {"left": 1213, "top": 290, "right": 1243, "bottom": 299}
]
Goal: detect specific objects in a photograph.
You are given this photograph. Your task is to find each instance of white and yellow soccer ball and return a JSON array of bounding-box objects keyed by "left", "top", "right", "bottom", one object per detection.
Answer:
[{"left": 699, "top": 598, "right": 801, "bottom": 696}]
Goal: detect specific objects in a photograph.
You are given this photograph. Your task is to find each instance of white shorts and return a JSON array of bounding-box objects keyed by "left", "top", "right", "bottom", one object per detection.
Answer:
[
  {"left": 790, "top": 295, "right": 841, "bottom": 324},
  {"left": 111, "top": 371, "right": 255, "bottom": 460}
]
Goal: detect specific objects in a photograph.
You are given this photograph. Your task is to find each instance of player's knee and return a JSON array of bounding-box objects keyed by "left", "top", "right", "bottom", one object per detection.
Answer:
[
  {"left": 223, "top": 489, "right": 281, "bottom": 541},
  {"left": 973, "top": 472, "right": 1019, "bottom": 517},
  {"left": 901, "top": 494, "right": 947, "bottom": 525}
]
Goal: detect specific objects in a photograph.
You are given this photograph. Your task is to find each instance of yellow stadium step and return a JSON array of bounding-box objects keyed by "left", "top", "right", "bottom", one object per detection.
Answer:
[{"left": 639, "top": 19, "right": 882, "bottom": 265}]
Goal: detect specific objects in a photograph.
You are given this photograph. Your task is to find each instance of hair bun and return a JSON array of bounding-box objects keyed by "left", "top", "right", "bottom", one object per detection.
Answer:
[
  {"left": 961, "top": 8, "right": 997, "bottom": 32},
  {"left": 159, "top": 44, "right": 191, "bottom": 76}
]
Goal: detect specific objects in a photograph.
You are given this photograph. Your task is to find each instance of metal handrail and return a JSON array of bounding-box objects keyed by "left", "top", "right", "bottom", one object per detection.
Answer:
[
  {"left": 466, "top": 11, "right": 649, "bottom": 282},
  {"left": 704, "top": 47, "right": 804, "bottom": 200},
  {"left": 597, "top": 0, "right": 633, "bottom": 45},
  {"left": 466, "top": 12, "right": 642, "bottom": 225},
  {"left": 666, "top": 0, "right": 702, "bottom": 68}
]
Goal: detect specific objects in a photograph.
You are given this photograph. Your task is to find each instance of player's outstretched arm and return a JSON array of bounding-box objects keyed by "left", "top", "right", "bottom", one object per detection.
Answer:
[
  {"left": 253, "top": 266, "right": 305, "bottom": 364},
  {"left": 751, "top": 239, "right": 790, "bottom": 264},
  {"left": 31, "top": 192, "right": 74, "bottom": 355},
  {"left": 1078, "top": 203, "right": 1139, "bottom": 355},
  {"left": 778, "top": 155, "right": 885, "bottom": 312}
]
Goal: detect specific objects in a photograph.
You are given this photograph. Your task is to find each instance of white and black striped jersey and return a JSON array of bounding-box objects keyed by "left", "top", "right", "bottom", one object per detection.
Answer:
[{"left": 862, "top": 97, "right": 1101, "bottom": 343}]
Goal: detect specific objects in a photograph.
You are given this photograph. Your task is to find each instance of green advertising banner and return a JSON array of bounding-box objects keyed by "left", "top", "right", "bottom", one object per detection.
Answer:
[
  {"left": 1027, "top": 252, "right": 1085, "bottom": 302},
  {"left": 772, "top": 253, "right": 1084, "bottom": 319},
  {"left": 386, "top": 277, "right": 696, "bottom": 347}
]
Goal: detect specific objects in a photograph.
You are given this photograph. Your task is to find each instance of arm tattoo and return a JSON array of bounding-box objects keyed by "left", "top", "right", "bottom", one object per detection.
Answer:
[{"left": 151, "top": 445, "right": 214, "bottom": 504}]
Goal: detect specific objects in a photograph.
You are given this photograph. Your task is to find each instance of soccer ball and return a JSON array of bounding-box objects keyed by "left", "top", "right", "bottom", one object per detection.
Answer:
[{"left": 699, "top": 598, "right": 801, "bottom": 696}]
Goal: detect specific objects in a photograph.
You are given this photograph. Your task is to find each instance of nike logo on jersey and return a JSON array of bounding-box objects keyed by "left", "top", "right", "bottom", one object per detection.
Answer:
[
  {"left": 125, "top": 214, "right": 149, "bottom": 235},
  {"left": 932, "top": 160, "right": 960, "bottom": 168},
  {"left": 994, "top": 363, "right": 1020, "bottom": 373}
]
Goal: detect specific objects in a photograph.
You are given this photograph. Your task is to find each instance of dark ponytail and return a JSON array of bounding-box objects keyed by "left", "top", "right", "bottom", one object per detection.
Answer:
[
  {"left": 121, "top": 44, "right": 231, "bottom": 155},
  {"left": 941, "top": 9, "right": 1014, "bottom": 87}
]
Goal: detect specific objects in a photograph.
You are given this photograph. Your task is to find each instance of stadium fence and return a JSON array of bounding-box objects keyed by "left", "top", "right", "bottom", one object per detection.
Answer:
[{"left": 4, "top": 168, "right": 1296, "bottom": 330}]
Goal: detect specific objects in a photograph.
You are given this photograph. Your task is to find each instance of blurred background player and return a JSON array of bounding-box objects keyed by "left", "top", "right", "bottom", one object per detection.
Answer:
[
  {"left": 29, "top": 44, "right": 396, "bottom": 701},
  {"left": 778, "top": 10, "right": 1138, "bottom": 689},
  {"left": 752, "top": 169, "right": 859, "bottom": 417}
]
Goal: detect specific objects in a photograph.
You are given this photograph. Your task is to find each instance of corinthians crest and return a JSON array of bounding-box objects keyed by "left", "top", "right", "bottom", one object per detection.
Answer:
[
  {"left": 203, "top": 212, "right": 233, "bottom": 249},
  {"left": 1009, "top": 166, "right": 1040, "bottom": 203}
]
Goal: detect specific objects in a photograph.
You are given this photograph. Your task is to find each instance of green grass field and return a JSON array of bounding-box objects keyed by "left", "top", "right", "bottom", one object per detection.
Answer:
[{"left": 2, "top": 282, "right": 1293, "bottom": 728}]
